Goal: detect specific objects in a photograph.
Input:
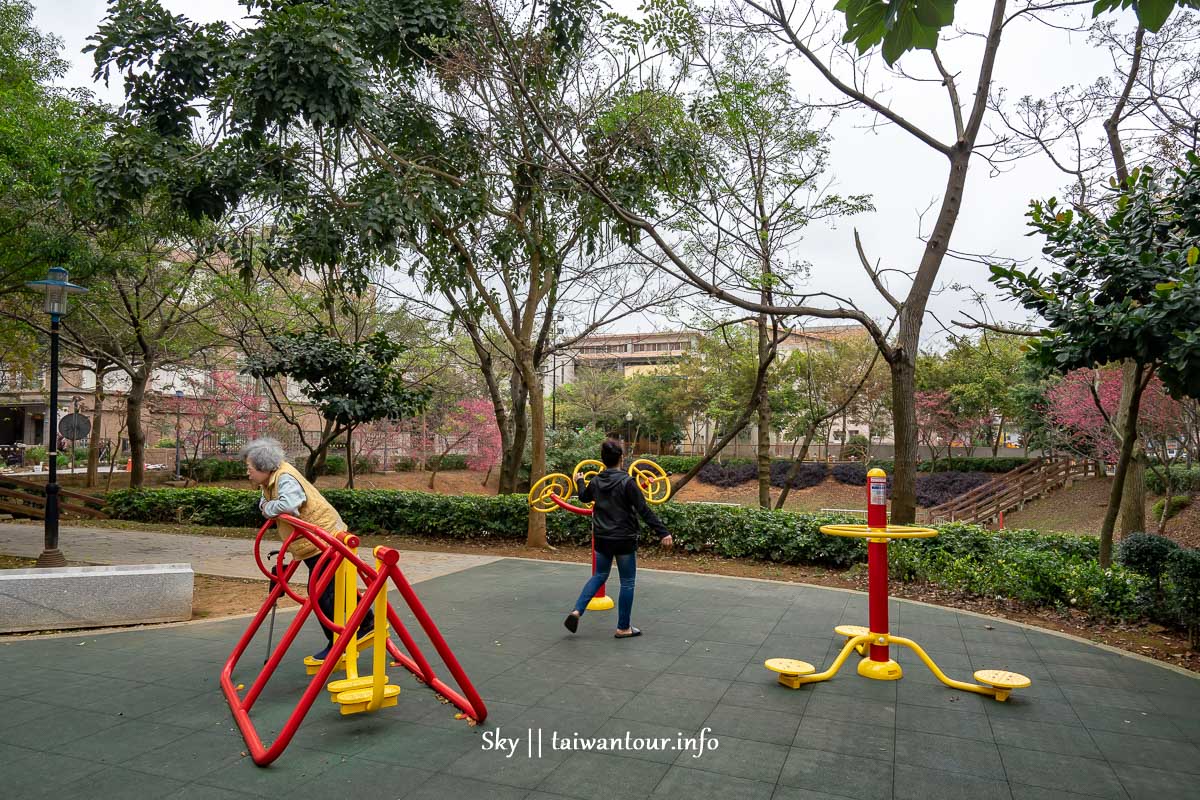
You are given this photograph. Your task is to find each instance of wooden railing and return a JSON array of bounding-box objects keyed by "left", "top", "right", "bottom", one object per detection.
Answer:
[
  {"left": 922, "top": 457, "right": 1099, "bottom": 525},
  {"left": 0, "top": 477, "right": 108, "bottom": 520}
]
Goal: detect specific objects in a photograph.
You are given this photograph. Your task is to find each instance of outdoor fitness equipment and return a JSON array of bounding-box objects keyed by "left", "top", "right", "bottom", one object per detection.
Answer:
[
  {"left": 222, "top": 514, "right": 487, "bottom": 766},
  {"left": 764, "top": 468, "right": 1031, "bottom": 702},
  {"left": 528, "top": 458, "right": 672, "bottom": 610}
]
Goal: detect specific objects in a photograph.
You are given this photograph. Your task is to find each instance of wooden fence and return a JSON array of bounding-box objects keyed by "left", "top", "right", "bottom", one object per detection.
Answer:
[
  {"left": 0, "top": 476, "right": 109, "bottom": 520},
  {"left": 922, "top": 457, "right": 1099, "bottom": 526}
]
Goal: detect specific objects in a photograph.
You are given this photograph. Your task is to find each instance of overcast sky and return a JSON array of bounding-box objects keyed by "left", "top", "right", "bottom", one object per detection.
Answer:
[{"left": 34, "top": 1, "right": 1128, "bottom": 343}]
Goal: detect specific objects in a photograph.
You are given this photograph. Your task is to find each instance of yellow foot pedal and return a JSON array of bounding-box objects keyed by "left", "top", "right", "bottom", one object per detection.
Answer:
[
  {"left": 973, "top": 669, "right": 1031, "bottom": 702},
  {"left": 326, "top": 676, "right": 376, "bottom": 701},
  {"left": 302, "top": 637, "right": 377, "bottom": 675},
  {"left": 834, "top": 625, "right": 870, "bottom": 656},
  {"left": 333, "top": 684, "right": 400, "bottom": 715},
  {"left": 765, "top": 658, "right": 815, "bottom": 689}
]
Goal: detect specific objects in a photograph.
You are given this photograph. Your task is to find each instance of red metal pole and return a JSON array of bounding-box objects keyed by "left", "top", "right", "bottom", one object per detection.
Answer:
[
  {"left": 866, "top": 467, "right": 889, "bottom": 662},
  {"left": 867, "top": 540, "right": 889, "bottom": 662}
]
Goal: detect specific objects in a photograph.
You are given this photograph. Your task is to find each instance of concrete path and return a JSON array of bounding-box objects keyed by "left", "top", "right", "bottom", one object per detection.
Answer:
[{"left": 0, "top": 522, "right": 499, "bottom": 585}]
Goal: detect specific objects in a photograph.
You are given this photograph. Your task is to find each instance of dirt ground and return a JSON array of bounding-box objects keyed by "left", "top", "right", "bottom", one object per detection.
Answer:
[{"left": 1004, "top": 476, "right": 1200, "bottom": 546}]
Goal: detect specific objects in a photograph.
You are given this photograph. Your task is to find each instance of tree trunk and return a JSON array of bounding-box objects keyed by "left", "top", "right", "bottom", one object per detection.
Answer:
[
  {"left": 524, "top": 362, "right": 548, "bottom": 548},
  {"left": 86, "top": 370, "right": 106, "bottom": 488},
  {"left": 1115, "top": 361, "right": 1146, "bottom": 537},
  {"left": 126, "top": 368, "right": 150, "bottom": 489},
  {"left": 775, "top": 427, "right": 819, "bottom": 509},
  {"left": 345, "top": 427, "right": 355, "bottom": 489},
  {"left": 303, "top": 418, "right": 337, "bottom": 481},
  {"left": 889, "top": 355, "right": 919, "bottom": 523},
  {"left": 498, "top": 378, "right": 529, "bottom": 494},
  {"left": 756, "top": 313, "right": 772, "bottom": 508},
  {"left": 992, "top": 415, "right": 1004, "bottom": 458},
  {"left": 1099, "top": 365, "right": 1146, "bottom": 567}
]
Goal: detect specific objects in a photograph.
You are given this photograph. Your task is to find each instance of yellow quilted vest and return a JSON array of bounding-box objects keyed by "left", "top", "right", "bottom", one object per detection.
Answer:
[{"left": 264, "top": 461, "right": 347, "bottom": 560}]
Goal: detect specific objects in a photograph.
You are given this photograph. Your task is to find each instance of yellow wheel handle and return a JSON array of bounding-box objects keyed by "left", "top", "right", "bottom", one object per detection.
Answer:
[
  {"left": 572, "top": 459, "right": 605, "bottom": 490},
  {"left": 628, "top": 459, "right": 671, "bottom": 505},
  {"left": 528, "top": 473, "right": 575, "bottom": 513}
]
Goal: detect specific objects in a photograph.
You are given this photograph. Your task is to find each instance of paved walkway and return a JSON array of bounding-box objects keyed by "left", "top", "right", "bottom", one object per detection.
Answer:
[
  {"left": 2, "top": 557, "right": 1199, "bottom": 799},
  {"left": 0, "top": 522, "right": 499, "bottom": 584}
]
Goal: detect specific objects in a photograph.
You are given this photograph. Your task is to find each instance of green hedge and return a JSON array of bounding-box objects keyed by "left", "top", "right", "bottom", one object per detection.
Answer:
[
  {"left": 103, "top": 488, "right": 1199, "bottom": 630},
  {"left": 888, "top": 523, "right": 1143, "bottom": 620},
  {"left": 1152, "top": 495, "right": 1191, "bottom": 522},
  {"left": 103, "top": 487, "right": 866, "bottom": 566}
]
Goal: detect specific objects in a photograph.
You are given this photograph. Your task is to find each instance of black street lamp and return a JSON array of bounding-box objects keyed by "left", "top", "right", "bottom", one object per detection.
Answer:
[
  {"left": 25, "top": 267, "right": 87, "bottom": 568},
  {"left": 174, "top": 389, "right": 184, "bottom": 480},
  {"left": 625, "top": 411, "right": 634, "bottom": 454}
]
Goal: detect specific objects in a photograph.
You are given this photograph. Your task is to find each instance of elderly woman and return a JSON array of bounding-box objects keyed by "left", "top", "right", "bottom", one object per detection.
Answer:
[{"left": 241, "top": 437, "right": 372, "bottom": 661}]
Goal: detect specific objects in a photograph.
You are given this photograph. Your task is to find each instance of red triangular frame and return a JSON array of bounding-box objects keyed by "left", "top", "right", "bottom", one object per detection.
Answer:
[{"left": 221, "top": 515, "right": 487, "bottom": 766}]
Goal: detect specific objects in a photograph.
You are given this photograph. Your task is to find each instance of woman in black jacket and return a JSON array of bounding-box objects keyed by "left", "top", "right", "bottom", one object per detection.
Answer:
[{"left": 564, "top": 439, "right": 673, "bottom": 638}]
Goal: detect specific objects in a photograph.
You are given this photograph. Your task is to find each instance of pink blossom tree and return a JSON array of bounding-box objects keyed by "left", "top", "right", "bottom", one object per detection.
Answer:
[{"left": 425, "top": 398, "right": 500, "bottom": 489}]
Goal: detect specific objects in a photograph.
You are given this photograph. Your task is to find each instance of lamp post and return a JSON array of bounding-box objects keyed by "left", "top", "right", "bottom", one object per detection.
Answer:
[
  {"left": 174, "top": 389, "right": 184, "bottom": 481},
  {"left": 551, "top": 313, "right": 563, "bottom": 431},
  {"left": 625, "top": 411, "right": 634, "bottom": 456},
  {"left": 25, "top": 267, "right": 87, "bottom": 568}
]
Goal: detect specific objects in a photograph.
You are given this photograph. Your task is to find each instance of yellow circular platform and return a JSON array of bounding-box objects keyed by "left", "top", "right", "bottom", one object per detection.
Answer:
[
  {"left": 819, "top": 524, "right": 938, "bottom": 540},
  {"left": 834, "top": 624, "right": 870, "bottom": 638},
  {"left": 764, "top": 658, "right": 815, "bottom": 676},
  {"left": 973, "top": 669, "right": 1031, "bottom": 689}
]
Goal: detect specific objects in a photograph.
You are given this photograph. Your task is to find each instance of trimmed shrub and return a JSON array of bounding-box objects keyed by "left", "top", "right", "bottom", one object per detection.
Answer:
[
  {"left": 353, "top": 455, "right": 378, "bottom": 475},
  {"left": 914, "top": 471, "right": 991, "bottom": 507},
  {"left": 392, "top": 457, "right": 417, "bottom": 472},
  {"left": 769, "top": 461, "right": 828, "bottom": 489},
  {"left": 1166, "top": 549, "right": 1200, "bottom": 648},
  {"left": 697, "top": 461, "right": 758, "bottom": 487},
  {"left": 1151, "top": 495, "right": 1191, "bottom": 522},
  {"left": 831, "top": 462, "right": 868, "bottom": 486}
]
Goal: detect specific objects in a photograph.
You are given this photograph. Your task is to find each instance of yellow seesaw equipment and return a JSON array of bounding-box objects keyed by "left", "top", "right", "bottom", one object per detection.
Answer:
[{"left": 765, "top": 468, "right": 1031, "bottom": 703}]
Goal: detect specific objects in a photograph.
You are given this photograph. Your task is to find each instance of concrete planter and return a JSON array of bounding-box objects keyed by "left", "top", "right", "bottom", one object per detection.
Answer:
[{"left": 0, "top": 563, "right": 193, "bottom": 633}]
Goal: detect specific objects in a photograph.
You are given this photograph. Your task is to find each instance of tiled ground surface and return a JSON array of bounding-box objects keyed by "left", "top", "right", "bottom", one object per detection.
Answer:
[{"left": 1, "top": 558, "right": 1198, "bottom": 799}]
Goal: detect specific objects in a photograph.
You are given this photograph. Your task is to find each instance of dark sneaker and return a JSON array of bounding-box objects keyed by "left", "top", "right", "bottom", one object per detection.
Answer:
[
  {"left": 312, "top": 642, "right": 333, "bottom": 661},
  {"left": 564, "top": 613, "right": 579, "bottom": 633}
]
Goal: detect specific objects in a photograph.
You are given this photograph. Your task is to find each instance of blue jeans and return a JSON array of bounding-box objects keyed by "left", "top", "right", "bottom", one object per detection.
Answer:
[{"left": 573, "top": 551, "right": 636, "bottom": 630}]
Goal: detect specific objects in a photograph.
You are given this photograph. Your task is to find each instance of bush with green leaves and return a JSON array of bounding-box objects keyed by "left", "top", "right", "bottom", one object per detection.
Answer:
[
  {"left": 1145, "top": 464, "right": 1200, "bottom": 495},
  {"left": 182, "top": 458, "right": 247, "bottom": 483},
  {"left": 318, "top": 455, "right": 346, "bottom": 476},
  {"left": 1117, "top": 532, "right": 1181, "bottom": 590},
  {"left": 427, "top": 454, "right": 468, "bottom": 471},
  {"left": 1166, "top": 549, "right": 1200, "bottom": 648},
  {"left": 841, "top": 434, "right": 870, "bottom": 461},
  {"left": 888, "top": 523, "right": 1143, "bottom": 620},
  {"left": 392, "top": 457, "right": 417, "bottom": 472},
  {"left": 105, "top": 488, "right": 1189, "bottom": 627},
  {"left": 1151, "top": 495, "right": 1191, "bottom": 522}
]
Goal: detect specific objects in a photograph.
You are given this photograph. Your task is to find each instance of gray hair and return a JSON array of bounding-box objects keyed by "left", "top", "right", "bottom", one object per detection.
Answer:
[{"left": 241, "top": 438, "right": 286, "bottom": 472}]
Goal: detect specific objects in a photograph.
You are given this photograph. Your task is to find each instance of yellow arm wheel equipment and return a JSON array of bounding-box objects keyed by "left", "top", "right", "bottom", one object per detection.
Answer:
[
  {"left": 528, "top": 473, "right": 575, "bottom": 513},
  {"left": 628, "top": 459, "right": 672, "bottom": 505},
  {"left": 572, "top": 459, "right": 604, "bottom": 508}
]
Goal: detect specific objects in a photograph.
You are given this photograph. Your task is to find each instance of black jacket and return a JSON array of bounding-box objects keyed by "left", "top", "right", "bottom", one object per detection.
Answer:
[{"left": 578, "top": 468, "right": 670, "bottom": 555}]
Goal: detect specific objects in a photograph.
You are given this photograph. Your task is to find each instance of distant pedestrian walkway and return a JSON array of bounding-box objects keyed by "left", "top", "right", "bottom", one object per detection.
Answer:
[{"left": 0, "top": 522, "right": 499, "bottom": 584}]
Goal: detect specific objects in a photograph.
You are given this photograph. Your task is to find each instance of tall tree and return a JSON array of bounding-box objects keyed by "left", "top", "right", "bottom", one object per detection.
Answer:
[
  {"left": 518, "top": 0, "right": 1017, "bottom": 521},
  {"left": 991, "top": 155, "right": 1200, "bottom": 566}
]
